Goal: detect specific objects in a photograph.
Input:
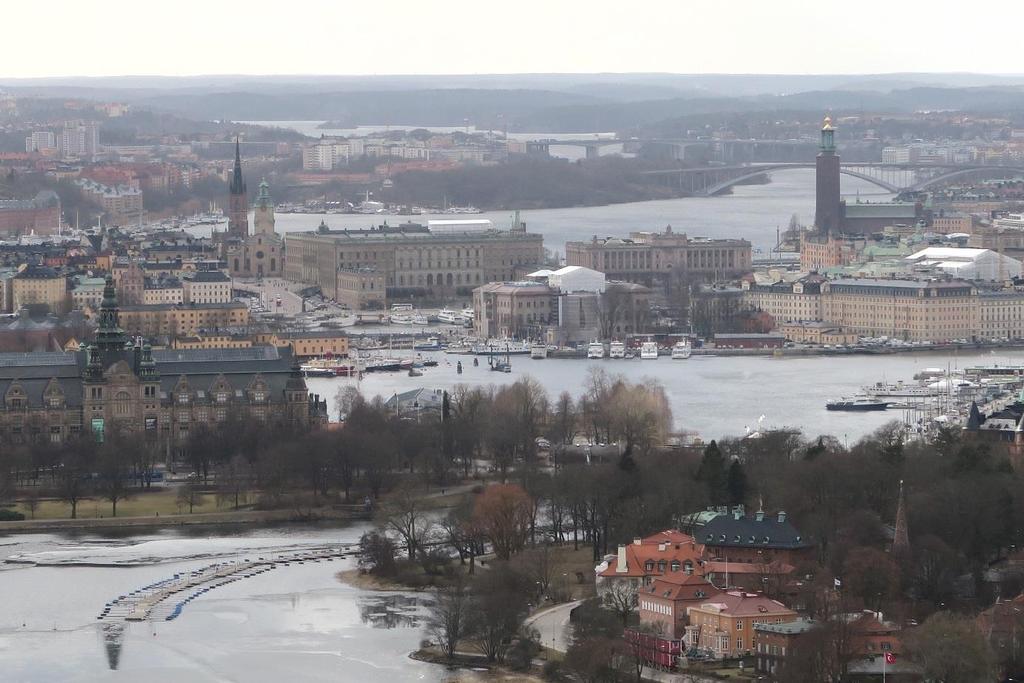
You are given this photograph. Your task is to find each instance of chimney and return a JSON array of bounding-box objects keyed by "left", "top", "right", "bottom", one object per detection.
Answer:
[
  {"left": 777, "top": 511, "right": 787, "bottom": 523},
  {"left": 616, "top": 544, "right": 628, "bottom": 573},
  {"left": 633, "top": 537, "right": 642, "bottom": 546},
  {"left": 658, "top": 543, "right": 667, "bottom": 552}
]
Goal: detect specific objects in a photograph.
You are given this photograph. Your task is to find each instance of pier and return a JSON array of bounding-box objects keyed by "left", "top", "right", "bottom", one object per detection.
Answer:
[{"left": 97, "top": 544, "right": 358, "bottom": 623}]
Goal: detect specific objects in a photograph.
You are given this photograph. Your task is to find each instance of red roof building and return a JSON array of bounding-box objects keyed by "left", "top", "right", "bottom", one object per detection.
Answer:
[
  {"left": 598, "top": 530, "right": 705, "bottom": 586},
  {"left": 638, "top": 573, "right": 716, "bottom": 638}
]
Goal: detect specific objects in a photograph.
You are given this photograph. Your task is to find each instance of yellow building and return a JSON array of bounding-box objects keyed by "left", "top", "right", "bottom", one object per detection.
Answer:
[
  {"left": 820, "top": 278, "right": 976, "bottom": 342},
  {"left": 12, "top": 265, "right": 68, "bottom": 313},
  {"left": 118, "top": 302, "right": 249, "bottom": 339},
  {"left": 253, "top": 331, "right": 350, "bottom": 358}
]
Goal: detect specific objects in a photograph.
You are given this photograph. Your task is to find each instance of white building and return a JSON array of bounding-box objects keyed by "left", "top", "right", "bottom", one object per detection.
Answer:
[
  {"left": 59, "top": 121, "right": 99, "bottom": 159},
  {"left": 904, "top": 247, "right": 1022, "bottom": 281},
  {"left": 545, "top": 265, "right": 606, "bottom": 293},
  {"left": 24, "top": 131, "right": 56, "bottom": 153},
  {"left": 427, "top": 219, "right": 493, "bottom": 233},
  {"left": 301, "top": 138, "right": 350, "bottom": 171}
]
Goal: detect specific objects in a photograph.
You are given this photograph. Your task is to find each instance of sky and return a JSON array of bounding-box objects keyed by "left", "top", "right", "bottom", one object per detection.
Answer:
[{"left": 3, "top": 0, "right": 1024, "bottom": 78}]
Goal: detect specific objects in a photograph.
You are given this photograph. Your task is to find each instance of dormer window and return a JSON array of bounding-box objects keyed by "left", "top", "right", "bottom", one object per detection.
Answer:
[
  {"left": 177, "top": 393, "right": 189, "bottom": 404},
  {"left": 684, "top": 561, "right": 694, "bottom": 576},
  {"left": 645, "top": 561, "right": 655, "bottom": 572},
  {"left": 253, "top": 391, "right": 266, "bottom": 403},
  {"left": 216, "top": 391, "right": 229, "bottom": 404},
  {"left": 657, "top": 560, "right": 666, "bottom": 572},
  {"left": 670, "top": 560, "right": 681, "bottom": 572}
]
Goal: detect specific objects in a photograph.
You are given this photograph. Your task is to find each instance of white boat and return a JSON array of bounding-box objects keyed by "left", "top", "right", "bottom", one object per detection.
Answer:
[
  {"left": 530, "top": 343, "right": 548, "bottom": 359},
  {"left": 461, "top": 307, "right": 474, "bottom": 319},
  {"left": 437, "top": 308, "right": 461, "bottom": 324},
  {"left": 671, "top": 340, "right": 692, "bottom": 360},
  {"left": 411, "top": 313, "right": 430, "bottom": 325},
  {"left": 609, "top": 340, "right": 625, "bottom": 358},
  {"left": 587, "top": 341, "right": 605, "bottom": 359},
  {"left": 862, "top": 380, "right": 940, "bottom": 398},
  {"left": 472, "top": 339, "right": 531, "bottom": 355},
  {"left": 640, "top": 341, "right": 659, "bottom": 360},
  {"left": 390, "top": 313, "right": 413, "bottom": 325},
  {"left": 391, "top": 303, "right": 413, "bottom": 313}
]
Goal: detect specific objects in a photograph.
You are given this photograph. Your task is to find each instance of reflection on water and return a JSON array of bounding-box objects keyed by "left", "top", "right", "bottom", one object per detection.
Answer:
[
  {"left": 358, "top": 594, "right": 429, "bottom": 629},
  {"left": 99, "top": 622, "right": 124, "bottom": 670}
]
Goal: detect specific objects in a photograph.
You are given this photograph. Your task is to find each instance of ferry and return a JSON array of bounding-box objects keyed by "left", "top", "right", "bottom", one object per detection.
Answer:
[
  {"left": 414, "top": 337, "right": 444, "bottom": 351},
  {"left": 530, "top": 343, "right": 548, "bottom": 359},
  {"left": 640, "top": 341, "right": 659, "bottom": 360},
  {"left": 826, "top": 397, "right": 889, "bottom": 411},
  {"left": 671, "top": 340, "right": 692, "bottom": 360},
  {"left": 461, "top": 307, "right": 474, "bottom": 319},
  {"left": 411, "top": 313, "right": 430, "bottom": 326},
  {"left": 391, "top": 303, "right": 414, "bottom": 313},
  {"left": 862, "top": 380, "right": 940, "bottom": 398},
  {"left": 587, "top": 341, "right": 605, "bottom": 359},
  {"left": 437, "top": 308, "right": 462, "bottom": 325},
  {"left": 390, "top": 313, "right": 413, "bottom": 325},
  {"left": 300, "top": 363, "right": 337, "bottom": 378},
  {"left": 471, "top": 340, "right": 531, "bottom": 355},
  {"left": 609, "top": 340, "right": 626, "bottom": 358}
]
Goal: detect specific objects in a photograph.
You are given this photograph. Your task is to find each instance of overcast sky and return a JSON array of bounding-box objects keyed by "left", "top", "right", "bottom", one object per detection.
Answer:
[{"left": 5, "top": 0, "right": 1023, "bottom": 78}]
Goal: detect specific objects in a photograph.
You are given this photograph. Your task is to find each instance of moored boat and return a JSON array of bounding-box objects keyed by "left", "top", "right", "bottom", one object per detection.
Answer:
[
  {"left": 609, "top": 340, "right": 625, "bottom": 358},
  {"left": 587, "top": 341, "right": 605, "bottom": 359},
  {"left": 671, "top": 340, "right": 692, "bottom": 360},
  {"left": 826, "top": 397, "right": 889, "bottom": 411},
  {"left": 640, "top": 341, "right": 659, "bottom": 360}
]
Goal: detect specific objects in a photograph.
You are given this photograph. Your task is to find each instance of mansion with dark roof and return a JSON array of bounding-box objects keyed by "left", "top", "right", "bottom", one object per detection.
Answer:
[{"left": 0, "top": 277, "right": 325, "bottom": 449}]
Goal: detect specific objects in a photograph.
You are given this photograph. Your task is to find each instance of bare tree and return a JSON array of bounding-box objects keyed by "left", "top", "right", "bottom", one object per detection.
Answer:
[
  {"left": 426, "top": 577, "right": 469, "bottom": 661},
  {"left": 379, "top": 480, "right": 432, "bottom": 560},
  {"left": 602, "top": 580, "right": 638, "bottom": 627}
]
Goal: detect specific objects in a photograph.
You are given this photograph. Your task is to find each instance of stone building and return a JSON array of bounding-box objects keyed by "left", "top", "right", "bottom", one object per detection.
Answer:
[
  {"left": 285, "top": 222, "right": 543, "bottom": 300},
  {"left": 118, "top": 301, "right": 249, "bottom": 339},
  {"left": 225, "top": 177, "right": 284, "bottom": 279},
  {"left": 0, "top": 191, "right": 61, "bottom": 236},
  {"left": 472, "top": 281, "right": 554, "bottom": 339},
  {"left": 0, "top": 278, "right": 323, "bottom": 451},
  {"left": 564, "top": 226, "right": 752, "bottom": 286},
  {"left": 335, "top": 267, "right": 386, "bottom": 310},
  {"left": 12, "top": 265, "right": 68, "bottom": 314}
]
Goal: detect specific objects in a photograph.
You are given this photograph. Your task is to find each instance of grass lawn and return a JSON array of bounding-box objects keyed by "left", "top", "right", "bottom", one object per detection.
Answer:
[
  {"left": 545, "top": 544, "right": 598, "bottom": 601},
  {"left": 12, "top": 487, "right": 222, "bottom": 520}
]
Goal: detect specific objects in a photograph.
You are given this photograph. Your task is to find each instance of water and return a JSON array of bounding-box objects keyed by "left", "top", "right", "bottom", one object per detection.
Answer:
[
  {"left": 308, "top": 348, "right": 1024, "bottom": 443},
  {"left": 188, "top": 168, "right": 891, "bottom": 255},
  {"left": 0, "top": 526, "right": 443, "bottom": 682}
]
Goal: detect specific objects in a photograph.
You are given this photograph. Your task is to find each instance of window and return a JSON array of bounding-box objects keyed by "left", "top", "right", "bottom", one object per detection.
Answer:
[
  {"left": 737, "top": 621, "right": 743, "bottom": 630},
  {"left": 114, "top": 391, "right": 131, "bottom": 416},
  {"left": 178, "top": 392, "right": 189, "bottom": 404},
  {"left": 216, "top": 392, "right": 228, "bottom": 404}
]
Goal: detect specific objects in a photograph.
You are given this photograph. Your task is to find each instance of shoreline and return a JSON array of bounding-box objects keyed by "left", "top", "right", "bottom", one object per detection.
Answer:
[{"left": 0, "top": 506, "right": 370, "bottom": 534}]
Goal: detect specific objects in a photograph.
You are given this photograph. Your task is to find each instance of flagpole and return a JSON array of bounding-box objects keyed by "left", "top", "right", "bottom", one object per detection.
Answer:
[{"left": 882, "top": 654, "right": 886, "bottom": 683}]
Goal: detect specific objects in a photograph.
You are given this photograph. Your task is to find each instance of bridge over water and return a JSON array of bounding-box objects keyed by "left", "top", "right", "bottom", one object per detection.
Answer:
[{"left": 636, "top": 163, "right": 1024, "bottom": 197}]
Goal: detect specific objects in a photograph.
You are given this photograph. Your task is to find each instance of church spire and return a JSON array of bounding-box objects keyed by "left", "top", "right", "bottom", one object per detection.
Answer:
[{"left": 230, "top": 137, "right": 246, "bottom": 196}]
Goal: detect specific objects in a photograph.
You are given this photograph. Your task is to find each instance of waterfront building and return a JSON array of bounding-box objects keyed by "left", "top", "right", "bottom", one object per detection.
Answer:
[
  {"left": 931, "top": 212, "right": 975, "bottom": 234},
  {"left": 820, "top": 278, "right": 976, "bottom": 342},
  {"left": 0, "top": 191, "right": 61, "bottom": 236},
  {"left": 564, "top": 225, "right": 752, "bottom": 286},
  {"left": 335, "top": 267, "right": 386, "bottom": 310},
  {"left": 977, "top": 289, "right": 1024, "bottom": 340},
  {"left": 285, "top": 221, "right": 543, "bottom": 300},
  {"left": 685, "top": 591, "right": 798, "bottom": 659},
  {"left": 810, "top": 116, "right": 923, "bottom": 238},
  {"left": 0, "top": 278, "right": 322, "bottom": 450},
  {"left": 473, "top": 281, "right": 553, "bottom": 339}
]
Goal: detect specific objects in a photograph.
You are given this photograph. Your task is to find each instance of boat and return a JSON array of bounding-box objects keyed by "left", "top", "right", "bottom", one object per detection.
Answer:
[
  {"left": 471, "top": 339, "right": 531, "bottom": 355},
  {"left": 587, "top": 341, "right": 605, "bottom": 359},
  {"left": 390, "top": 313, "right": 413, "bottom": 325},
  {"left": 640, "top": 341, "right": 659, "bottom": 360},
  {"left": 456, "top": 360, "right": 463, "bottom": 374},
  {"left": 461, "top": 307, "right": 474, "bottom": 319},
  {"left": 671, "top": 340, "right": 692, "bottom": 360},
  {"left": 300, "top": 364, "right": 336, "bottom": 378},
  {"left": 407, "top": 368, "right": 423, "bottom": 377},
  {"left": 411, "top": 314, "right": 430, "bottom": 325},
  {"left": 414, "top": 337, "right": 444, "bottom": 351},
  {"left": 437, "top": 308, "right": 461, "bottom": 325},
  {"left": 489, "top": 345, "right": 512, "bottom": 373},
  {"left": 826, "top": 397, "right": 889, "bottom": 411},
  {"left": 530, "top": 343, "right": 548, "bottom": 359},
  {"left": 861, "top": 380, "right": 940, "bottom": 398},
  {"left": 609, "top": 340, "right": 626, "bottom": 358},
  {"left": 391, "top": 303, "right": 414, "bottom": 313}
]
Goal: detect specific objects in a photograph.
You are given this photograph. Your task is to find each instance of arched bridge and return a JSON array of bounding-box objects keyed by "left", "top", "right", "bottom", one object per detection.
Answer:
[{"left": 639, "top": 163, "right": 1024, "bottom": 197}]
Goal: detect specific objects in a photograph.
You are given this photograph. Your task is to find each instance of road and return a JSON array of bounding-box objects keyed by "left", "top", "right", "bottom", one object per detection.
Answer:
[{"left": 525, "top": 599, "right": 582, "bottom": 653}]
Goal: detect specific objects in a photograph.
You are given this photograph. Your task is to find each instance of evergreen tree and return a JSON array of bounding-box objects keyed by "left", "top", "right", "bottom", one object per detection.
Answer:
[
  {"left": 726, "top": 459, "right": 747, "bottom": 506},
  {"left": 696, "top": 440, "right": 728, "bottom": 505}
]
